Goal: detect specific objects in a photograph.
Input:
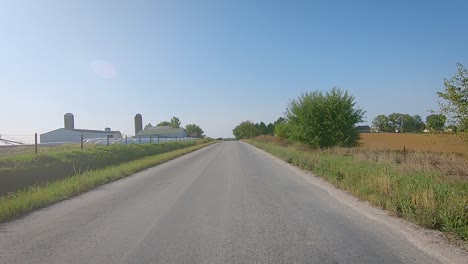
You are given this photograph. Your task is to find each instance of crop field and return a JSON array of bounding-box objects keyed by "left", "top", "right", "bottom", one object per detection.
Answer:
[{"left": 360, "top": 133, "right": 468, "bottom": 154}]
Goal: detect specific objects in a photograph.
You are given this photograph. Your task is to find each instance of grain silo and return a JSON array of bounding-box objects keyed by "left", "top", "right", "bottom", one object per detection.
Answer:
[
  {"left": 64, "top": 113, "right": 74, "bottom": 129},
  {"left": 135, "top": 114, "right": 143, "bottom": 135}
]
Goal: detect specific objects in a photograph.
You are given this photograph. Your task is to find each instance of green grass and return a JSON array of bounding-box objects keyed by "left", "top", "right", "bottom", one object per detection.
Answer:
[
  {"left": 0, "top": 144, "right": 84, "bottom": 157},
  {"left": 245, "top": 138, "right": 468, "bottom": 241},
  {"left": 0, "top": 141, "right": 209, "bottom": 195},
  {"left": 0, "top": 140, "right": 216, "bottom": 222}
]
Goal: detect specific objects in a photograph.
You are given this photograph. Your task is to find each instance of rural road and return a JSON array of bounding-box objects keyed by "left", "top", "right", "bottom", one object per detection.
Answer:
[{"left": 0, "top": 142, "right": 447, "bottom": 263}]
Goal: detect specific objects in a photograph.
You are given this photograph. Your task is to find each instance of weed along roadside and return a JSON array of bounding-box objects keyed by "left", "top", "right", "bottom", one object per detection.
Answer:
[
  {"left": 0, "top": 140, "right": 217, "bottom": 222},
  {"left": 244, "top": 137, "right": 468, "bottom": 242}
]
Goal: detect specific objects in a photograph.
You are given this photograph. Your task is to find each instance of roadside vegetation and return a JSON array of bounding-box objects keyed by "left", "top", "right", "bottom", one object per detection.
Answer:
[
  {"left": 247, "top": 136, "right": 468, "bottom": 241},
  {"left": 0, "top": 140, "right": 216, "bottom": 222},
  {"left": 234, "top": 64, "right": 468, "bottom": 241},
  {"left": 0, "top": 140, "right": 212, "bottom": 196},
  {"left": 0, "top": 144, "right": 82, "bottom": 157}
]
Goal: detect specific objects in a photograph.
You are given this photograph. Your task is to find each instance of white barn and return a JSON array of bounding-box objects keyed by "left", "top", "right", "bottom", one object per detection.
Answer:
[
  {"left": 40, "top": 128, "right": 122, "bottom": 144},
  {"left": 40, "top": 113, "right": 122, "bottom": 143}
]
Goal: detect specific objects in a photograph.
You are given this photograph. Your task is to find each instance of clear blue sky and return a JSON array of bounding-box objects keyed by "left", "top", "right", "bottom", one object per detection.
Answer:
[{"left": 1, "top": 0, "right": 467, "bottom": 139}]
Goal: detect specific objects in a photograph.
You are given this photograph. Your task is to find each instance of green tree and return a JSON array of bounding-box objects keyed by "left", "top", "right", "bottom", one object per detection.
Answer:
[
  {"left": 258, "top": 122, "right": 268, "bottom": 135},
  {"left": 437, "top": 63, "right": 468, "bottom": 132},
  {"left": 387, "top": 113, "right": 403, "bottom": 132},
  {"left": 285, "top": 88, "right": 365, "bottom": 147},
  {"left": 157, "top": 121, "right": 171, "bottom": 127},
  {"left": 144, "top": 123, "right": 153, "bottom": 129},
  {"left": 408, "top": 115, "right": 425, "bottom": 132},
  {"left": 274, "top": 117, "right": 285, "bottom": 125},
  {"left": 170, "top": 117, "right": 181, "bottom": 128},
  {"left": 387, "top": 113, "right": 425, "bottom": 133},
  {"left": 274, "top": 122, "right": 292, "bottom": 139},
  {"left": 266, "top": 123, "right": 275, "bottom": 135},
  {"left": 426, "top": 114, "right": 447, "bottom": 131},
  {"left": 372, "top": 115, "right": 391, "bottom": 132},
  {"left": 232, "top": 121, "right": 261, "bottom": 139},
  {"left": 185, "top": 124, "right": 204, "bottom": 138}
]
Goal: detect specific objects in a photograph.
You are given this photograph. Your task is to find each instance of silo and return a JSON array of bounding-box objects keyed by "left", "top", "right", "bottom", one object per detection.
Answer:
[
  {"left": 134, "top": 114, "right": 143, "bottom": 135},
  {"left": 64, "top": 113, "right": 75, "bottom": 129},
  {"left": 105, "top": 127, "right": 111, "bottom": 132}
]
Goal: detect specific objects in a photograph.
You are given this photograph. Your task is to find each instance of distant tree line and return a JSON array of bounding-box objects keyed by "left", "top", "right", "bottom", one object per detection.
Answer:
[
  {"left": 144, "top": 116, "right": 205, "bottom": 138},
  {"left": 372, "top": 63, "right": 467, "bottom": 134},
  {"left": 372, "top": 113, "right": 448, "bottom": 133},
  {"left": 234, "top": 88, "right": 365, "bottom": 148},
  {"left": 232, "top": 118, "right": 285, "bottom": 139},
  {"left": 232, "top": 63, "right": 467, "bottom": 145}
]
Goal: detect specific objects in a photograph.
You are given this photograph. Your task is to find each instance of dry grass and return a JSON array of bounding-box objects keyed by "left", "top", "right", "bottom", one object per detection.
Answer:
[
  {"left": 256, "top": 134, "right": 468, "bottom": 182},
  {"left": 360, "top": 133, "right": 468, "bottom": 154},
  {"left": 323, "top": 148, "right": 468, "bottom": 182}
]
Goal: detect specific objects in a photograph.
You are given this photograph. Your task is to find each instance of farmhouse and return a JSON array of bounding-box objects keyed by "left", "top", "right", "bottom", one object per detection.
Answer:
[
  {"left": 135, "top": 126, "right": 186, "bottom": 138},
  {"left": 40, "top": 113, "right": 122, "bottom": 143}
]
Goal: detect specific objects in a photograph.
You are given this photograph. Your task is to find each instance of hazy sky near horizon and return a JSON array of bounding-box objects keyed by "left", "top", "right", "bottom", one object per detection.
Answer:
[{"left": 1, "top": 0, "right": 467, "bottom": 138}]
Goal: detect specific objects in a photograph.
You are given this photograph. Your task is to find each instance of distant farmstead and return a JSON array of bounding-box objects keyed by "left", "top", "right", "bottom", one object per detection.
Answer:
[
  {"left": 356, "top": 125, "right": 371, "bottom": 133},
  {"left": 40, "top": 113, "right": 122, "bottom": 143}
]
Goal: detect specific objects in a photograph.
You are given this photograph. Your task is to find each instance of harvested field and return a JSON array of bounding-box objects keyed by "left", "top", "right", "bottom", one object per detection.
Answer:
[{"left": 360, "top": 133, "right": 467, "bottom": 154}]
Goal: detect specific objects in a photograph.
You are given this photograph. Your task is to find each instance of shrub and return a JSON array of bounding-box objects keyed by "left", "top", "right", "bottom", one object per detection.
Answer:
[
  {"left": 232, "top": 121, "right": 261, "bottom": 139},
  {"left": 285, "top": 88, "right": 365, "bottom": 148}
]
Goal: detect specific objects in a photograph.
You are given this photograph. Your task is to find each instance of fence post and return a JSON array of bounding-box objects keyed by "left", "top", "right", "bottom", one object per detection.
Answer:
[
  {"left": 150, "top": 135, "right": 152, "bottom": 143},
  {"left": 158, "top": 136, "right": 160, "bottom": 142},
  {"left": 34, "top": 133, "right": 38, "bottom": 154},
  {"left": 403, "top": 146, "right": 406, "bottom": 163},
  {"left": 107, "top": 136, "right": 109, "bottom": 146},
  {"left": 139, "top": 136, "right": 141, "bottom": 144},
  {"left": 81, "top": 134, "right": 84, "bottom": 150},
  {"left": 125, "top": 135, "right": 128, "bottom": 144}
]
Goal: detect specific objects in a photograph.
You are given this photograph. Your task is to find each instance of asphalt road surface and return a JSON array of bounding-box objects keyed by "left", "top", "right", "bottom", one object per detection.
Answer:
[{"left": 0, "top": 141, "right": 442, "bottom": 264}]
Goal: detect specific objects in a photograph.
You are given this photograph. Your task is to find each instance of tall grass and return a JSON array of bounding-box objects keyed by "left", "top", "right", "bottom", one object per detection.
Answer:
[
  {"left": 246, "top": 136, "right": 468, "bottom": 241},
  {"left": 0, "top": 141, "right": 208, "bottom": 196},
  {"left": 0, "top": 140, "right": 216, "bottom": 222}
]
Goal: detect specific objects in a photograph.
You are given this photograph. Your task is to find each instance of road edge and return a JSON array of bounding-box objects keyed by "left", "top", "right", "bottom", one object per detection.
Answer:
[{"left": 242, "top": 141, "right": 468, "bottom": 264}]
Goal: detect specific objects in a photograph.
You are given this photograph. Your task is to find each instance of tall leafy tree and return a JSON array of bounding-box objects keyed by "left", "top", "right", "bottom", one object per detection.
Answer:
[
  {"left": 426, "top": 114, "right": 447, "bottom": 131},
  {"left": 274, "top": 117, "right": 285, "bottom": 125},
  {"left": 286, "top": 88, "right": 365, "bottom": 147},
  {"left": 156, "top": 121, "right": 171, "bottom": 127},
  {"left": 170, "top": 117, "right": 181, "bottom": 128},
  {"left": 232, "top": 121, "right": 261, "bottom": 139},
  {"left": 388, "top": 113, "right": 403, "bottom": 132},
  {"left": 372, "top": 115, "right": 391, "bottom": 132},
  {"left": 386, "top": 113, "right": 425, "bottom": 133},
  {"left": 437, "top": 63, "right": 468, "bottom": 132},
  {"left": 258, "top": 122, "right": 268, "bottom": 135},
  {"left": 407, "top": 115, "right": 425, "bottom": 132},
  {"left": 185, "top": 124, "right": 204, "bottom": 138},
  {"left": 274, "top": 122, "right": 292, "bottom": 139},
  {"left": 266, "top": 123, "right": 275, "bottom": 135}
]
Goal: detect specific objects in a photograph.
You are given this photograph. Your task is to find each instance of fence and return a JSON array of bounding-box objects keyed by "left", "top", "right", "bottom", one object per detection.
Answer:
[{"left": 0, "top": 133, "right": 199, "bottom": 156}]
